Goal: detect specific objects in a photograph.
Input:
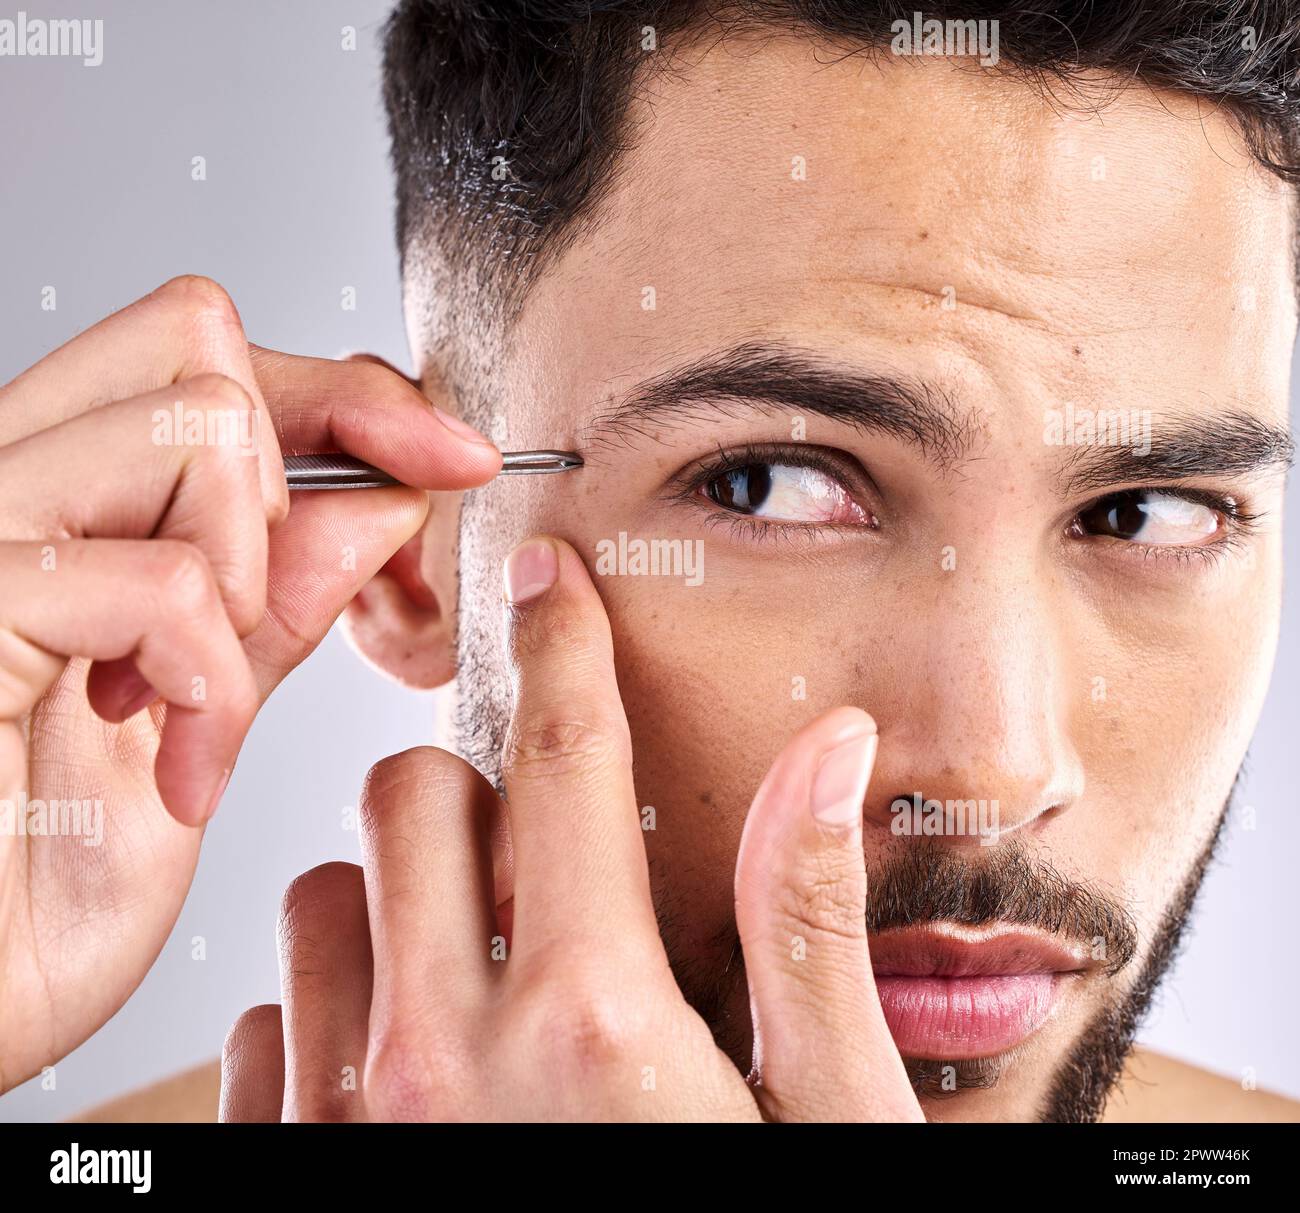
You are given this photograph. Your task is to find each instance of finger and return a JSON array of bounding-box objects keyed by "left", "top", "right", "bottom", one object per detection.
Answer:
[
  {"left": 734, "top": 706, "right": 922, "bottom": 1122},
  {"left": 241, "top": 485, "right": 430, "bottom": 701},
  {"left": 499, "top": 536, "right": 658, "bottom": 961},
  {"left": 220, "top": 1005, "right": 286, "bottom": 1123},
  {"left": 0, "top": 540, "right": 258, "bottom": 824},
  {"left": 277, "top": 863, "right": 373, "bottom": 1122},
  {"left": 85, "top": 654, "right": 163, "bottom": 722},
  {"left": 249, "top": 344, "right": 502, "bottom": 489},
  {"left": 1, "top": 276, "right": 289, "bottom": 519},
  {"left": 359, "top": 748, "right": 502, "bottom": 1036},
  {"left": 0, "top": 377, "right": 270, "bottom": 636}
]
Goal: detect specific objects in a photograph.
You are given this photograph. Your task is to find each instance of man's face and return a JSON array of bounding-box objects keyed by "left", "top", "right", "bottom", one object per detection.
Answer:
[{"left": 418, "top": 38, "right": 1294, "bottom": 1120}]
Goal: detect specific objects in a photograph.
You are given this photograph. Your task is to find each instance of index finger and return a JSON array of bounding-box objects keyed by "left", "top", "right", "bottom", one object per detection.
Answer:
[
  {"left": 1, "top": 275, "right": 290, "bottom": 515},
  {"left": 0, "top": 275, "right": 500, "bottom": 495},
  {"left": 499, "top": 535, "right": 660, "bottom": 960},
  {"left": 249, "top": 345, "right": 502, "bottom": 490}
]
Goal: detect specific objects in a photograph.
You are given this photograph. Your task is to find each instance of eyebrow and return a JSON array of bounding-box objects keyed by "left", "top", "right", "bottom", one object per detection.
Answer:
[
  {"left": 1058, "top": 410, "right": 1294, "bottom": 494},
  {"left": 582, "top": 340, "right": 1293, "bottom": 490},
  {"left": 581, "top": 341, "right": 981, "bottom": 471}
]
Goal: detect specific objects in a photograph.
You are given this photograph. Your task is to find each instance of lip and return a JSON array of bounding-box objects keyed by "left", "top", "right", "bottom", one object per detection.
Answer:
[{"left": 869, "top": 923, "right": 1093, "bottom": 1060}]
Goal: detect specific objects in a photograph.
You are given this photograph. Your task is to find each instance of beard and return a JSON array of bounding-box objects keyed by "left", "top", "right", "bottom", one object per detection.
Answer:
[
  {"left": 1037, "top": 812, "right": 1225, "bottom": 1122},
  {"left": 453, "top": 541, "right": 1233, "bottom": 1123},
  {"left": 667, "top": 819, "right": 1227, "bottom": 1122}
]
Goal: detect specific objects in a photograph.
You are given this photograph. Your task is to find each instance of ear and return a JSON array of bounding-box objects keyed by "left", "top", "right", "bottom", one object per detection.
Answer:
[{"left": 338, "top": 353, "right": 461, "bottom": 689}]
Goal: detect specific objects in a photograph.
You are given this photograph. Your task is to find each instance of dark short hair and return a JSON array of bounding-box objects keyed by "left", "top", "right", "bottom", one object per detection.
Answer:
[{"left": 382, "top": 1, "right": 1300, "bottom": 320}]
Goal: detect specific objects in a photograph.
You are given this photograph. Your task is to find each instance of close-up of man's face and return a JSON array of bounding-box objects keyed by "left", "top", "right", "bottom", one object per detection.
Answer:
[
  {"left": 399, "top": 35, "right": 1295, "bottom": 1122},
  {"left": 10, "top": 0, "right": 1300, "bottom": 1154}
]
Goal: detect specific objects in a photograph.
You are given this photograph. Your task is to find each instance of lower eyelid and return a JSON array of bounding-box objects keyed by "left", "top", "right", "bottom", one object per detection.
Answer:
[
  {"left": 700, "top": 512, "right": 855, "bottom": 547},
  {"left": 1071, "top": 524, "right": 1250, "bottom": 570}
]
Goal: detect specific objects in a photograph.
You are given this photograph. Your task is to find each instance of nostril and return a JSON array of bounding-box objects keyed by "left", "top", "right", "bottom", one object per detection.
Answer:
[{"left": 877, "top": 791, "right": 1009, "bottom": 845}]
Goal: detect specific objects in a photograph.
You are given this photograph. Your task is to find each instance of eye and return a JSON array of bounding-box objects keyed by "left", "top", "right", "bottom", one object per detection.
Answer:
[
  {"left": 700, "top": 460, "right": 873, "bottom": 525},
  {"left": 1074, "top": 489, "right": 1225, "bottom": 546}
]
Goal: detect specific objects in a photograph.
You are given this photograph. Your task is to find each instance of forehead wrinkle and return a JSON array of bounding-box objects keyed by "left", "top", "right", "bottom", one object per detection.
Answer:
[{"left": 575, "top": 339, "right": 987, "bottom": 472}]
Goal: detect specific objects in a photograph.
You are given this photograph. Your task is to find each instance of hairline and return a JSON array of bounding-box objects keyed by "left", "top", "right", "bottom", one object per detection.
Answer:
[{"left": 396, "top": 23, "right": 1300, "bottom": 349}]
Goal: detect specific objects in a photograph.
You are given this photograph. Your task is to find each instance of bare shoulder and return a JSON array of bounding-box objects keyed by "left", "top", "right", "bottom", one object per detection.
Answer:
[
  {"left": 69, "top": 1046, "right": 1299, "bottom": 1123},
  {"left": 70, "top": 1060, "right": 222, "bottom": 1123},
  {"left": 1105, "top": 1047, "right": 1300, "bottom": 1123}
]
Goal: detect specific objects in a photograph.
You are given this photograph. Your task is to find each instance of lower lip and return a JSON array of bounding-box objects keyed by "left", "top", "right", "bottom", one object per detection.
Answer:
[{"left": 873, "top": 973, "right": 1060, "bottom": 1059}]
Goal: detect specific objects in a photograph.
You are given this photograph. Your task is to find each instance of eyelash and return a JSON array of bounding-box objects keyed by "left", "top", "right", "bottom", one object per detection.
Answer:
[
  {"left": 1086, "top": 491, "right": 1258, "bottom": 566},
  {"left": 1075, "top": 489, "right": 1261, "bottom": 568},
  {"left": 670, "top": 443, "right": 877, "bottom": 548},
  {"left": 671, "top": 443, "right": 1260, "bottom": 565}
]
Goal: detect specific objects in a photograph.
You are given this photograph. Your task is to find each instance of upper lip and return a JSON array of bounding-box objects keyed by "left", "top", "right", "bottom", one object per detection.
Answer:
[{"left": 868, "top": 922, "right": 1096, "bottom": 978}]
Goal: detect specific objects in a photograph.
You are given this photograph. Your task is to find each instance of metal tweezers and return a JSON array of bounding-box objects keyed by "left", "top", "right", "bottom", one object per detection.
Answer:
[{"left": 284, "top": 450, "right": 582, "bottom": 490}]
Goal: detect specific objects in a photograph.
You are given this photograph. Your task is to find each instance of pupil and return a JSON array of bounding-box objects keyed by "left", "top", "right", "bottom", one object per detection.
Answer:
[
  {"left": 713, "top": 464, "right": 772, "bottom": 512},
  {"left": 1107, "top": 494, "right": 1148, "bottom": 538},
  {"left": 1080, "top": 491, "right": 1150, "bottom": 539}
]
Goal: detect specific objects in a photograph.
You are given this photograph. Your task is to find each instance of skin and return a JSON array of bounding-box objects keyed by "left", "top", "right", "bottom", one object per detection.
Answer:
[
  {"left": 73, "top": 1048, "right": 1300, "bottom": 1123},
  {"left": 4, "top": 37, "right": 1297, "bottom": 1122},
  {"left": 0, "top": 276, "right": 502, "bottom": 1094},
  {"left": 228, "top": 562, "right": 926, "bottom": 1123},
  {"left": 382, "top": 44, "right": 1294, "bottom": 1120}
]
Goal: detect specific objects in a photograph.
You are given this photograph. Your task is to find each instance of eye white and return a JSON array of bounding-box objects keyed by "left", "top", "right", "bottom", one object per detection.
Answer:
[
  {"left": 751, "top": 464, "right": 849, "bottom": 520},
  {"left": 1120, "top": 493, "right": 1219, "bottom": 543}
]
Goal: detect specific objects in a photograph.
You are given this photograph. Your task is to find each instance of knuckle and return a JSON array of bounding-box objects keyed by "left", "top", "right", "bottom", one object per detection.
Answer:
[
  {"left": 364, "top": 1030, "right": 469, "bottom": 1123},
  {"left": 509, "top": 599, "right": 589, "bottom": 658},
  {"left": 351, "top": 359, "right": 402, "bottom": 400},
  {"left": 772, "top": 850, "right": 867, "bottom": 944},
  {"left": 341, "top": 360, "right": 424, "bottom": 421},
  {"left": 157, "top": 274, "right": 243, "bottom": 332},
  {"left": 178, "top": 371, "right": 254, "bottom": 416},
  {"left": 503, "top": 713, "right": 619, "bottom": 782},
  {"left": 517, "top": 978, "right": 638, "bottom": 1071},
  {"left": 148, "top": 541, "right": 217, "bottom": 612}
]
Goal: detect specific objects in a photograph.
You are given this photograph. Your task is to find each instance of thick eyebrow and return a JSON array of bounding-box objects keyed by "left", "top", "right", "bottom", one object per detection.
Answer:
[
  {"left": 579, "top": 339, "right": 1293, "bottom": 492},
  {"left": 580, "top": 341, "right": 982, "bottom": 471},
  {"left": 1057, "top": 410, "right": 1294, "bottom": 495}
]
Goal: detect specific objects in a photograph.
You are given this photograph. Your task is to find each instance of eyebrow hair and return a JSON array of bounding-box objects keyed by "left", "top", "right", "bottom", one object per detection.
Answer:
[
  {"left": 581, "top": 341, "right": 982, "bottom": 470},
  {"left": 1058, "top": 410, "right": 1294, "bottom": 494},
  {"left": 581, "top": 339, "right": 1294, "bottom": 491}
]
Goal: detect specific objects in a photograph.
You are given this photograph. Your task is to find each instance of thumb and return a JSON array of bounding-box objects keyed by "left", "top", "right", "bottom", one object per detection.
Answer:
[
  {"left": 244, "top": 486, "right": 429, "bottom": 700},
  {"left": 734, "top": 706, "right": 923, "bottom": 1122}
]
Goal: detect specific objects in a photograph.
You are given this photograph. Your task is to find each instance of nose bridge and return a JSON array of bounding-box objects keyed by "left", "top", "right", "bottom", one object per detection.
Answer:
[{"left": 869, "top": 559, "right": 1085, "bottom": 838}]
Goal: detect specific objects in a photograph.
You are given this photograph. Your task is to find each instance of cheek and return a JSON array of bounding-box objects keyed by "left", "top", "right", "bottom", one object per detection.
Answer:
[
  {"left": 602, "top": 572, "right": 871, "bottom": 948},
  {"left": 1050, "top": 561, "right": 1281, "bottom": 941}
]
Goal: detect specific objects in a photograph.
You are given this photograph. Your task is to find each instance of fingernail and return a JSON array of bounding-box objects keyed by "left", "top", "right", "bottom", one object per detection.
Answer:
[
  {"left": 810, "top": 728, "right": 876, "bottom": 828},
  {"left": 504, "top": 538, "right": 558, "bottom": 604},
  {"left": 204, "top": 768, "right": 232, "bottom": 823},
  {"left": 434, "top": 408, "right": 495, "bottom": 447}
]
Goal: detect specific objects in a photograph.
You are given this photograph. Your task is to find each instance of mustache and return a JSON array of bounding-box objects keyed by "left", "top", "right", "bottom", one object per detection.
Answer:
[{"left": 864, "top": 839, "right": 1139, "bottom": 976}]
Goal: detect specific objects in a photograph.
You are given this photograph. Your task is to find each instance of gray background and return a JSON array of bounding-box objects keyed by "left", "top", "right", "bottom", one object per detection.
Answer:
[{"left": 0, "top": 0, "right": 1295, "bottom": 1119}]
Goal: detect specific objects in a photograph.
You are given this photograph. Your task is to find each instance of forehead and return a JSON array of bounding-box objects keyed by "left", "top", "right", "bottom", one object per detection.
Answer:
[{"left": 496, "top": 36, "right": 1295, "bottom": 442}]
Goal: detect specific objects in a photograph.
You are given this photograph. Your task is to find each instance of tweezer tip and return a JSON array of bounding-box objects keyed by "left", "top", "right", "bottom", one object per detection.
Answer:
[{"left": 501, "top": 449, "right": 584, "bottom": 474}]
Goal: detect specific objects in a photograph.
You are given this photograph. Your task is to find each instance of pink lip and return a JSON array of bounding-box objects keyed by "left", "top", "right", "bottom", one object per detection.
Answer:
[{"left": 869, "top": 924, "right": 1092, "bottom": 1059}]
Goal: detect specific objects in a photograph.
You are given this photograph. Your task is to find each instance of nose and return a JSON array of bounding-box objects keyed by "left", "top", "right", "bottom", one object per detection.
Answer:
[{"left": 863, "top": 565, "right": 1086, "bottom": 844}]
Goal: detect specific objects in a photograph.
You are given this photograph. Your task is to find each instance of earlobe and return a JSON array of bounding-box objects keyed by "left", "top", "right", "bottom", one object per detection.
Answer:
[
  {"left": 338, "top": 350, "right": 463, "bottom": 689},
  {"left": 341, "top": 524, "right": 458, "bottom": 689}
]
